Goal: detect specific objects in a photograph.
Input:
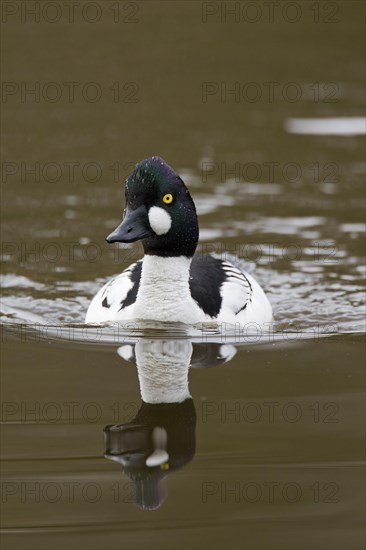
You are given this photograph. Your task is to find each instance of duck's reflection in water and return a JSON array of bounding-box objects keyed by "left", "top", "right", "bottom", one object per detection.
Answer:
[{"left": 104, "top": 340, "right": 235, "bottom": 510}]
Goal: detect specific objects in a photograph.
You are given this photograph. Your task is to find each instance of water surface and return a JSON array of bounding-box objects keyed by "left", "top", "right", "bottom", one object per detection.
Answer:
[{"left": 1, "top": 2, "right": 365, "bottom": 549}]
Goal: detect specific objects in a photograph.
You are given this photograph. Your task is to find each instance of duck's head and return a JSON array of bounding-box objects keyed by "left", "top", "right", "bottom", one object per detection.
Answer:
[{"left": 106, "top": 157, "right": 199, "bottom": 257}]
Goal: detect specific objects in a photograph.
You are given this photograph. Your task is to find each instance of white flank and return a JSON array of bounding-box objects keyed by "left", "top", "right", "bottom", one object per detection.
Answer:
[{"left": 85, "top": 269, "right": 135, "bottom": 323}]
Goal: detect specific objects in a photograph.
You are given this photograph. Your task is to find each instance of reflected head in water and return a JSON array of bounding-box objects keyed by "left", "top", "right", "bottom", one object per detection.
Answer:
[
  {"left": 104, "top": 339, "right": 195, "bottom": 511},
  {"left": 104, "top": 399, "right": 196, "bottom": 511},
  {"left": 104, "top": 339, "right": 236, "bottom": 510}
]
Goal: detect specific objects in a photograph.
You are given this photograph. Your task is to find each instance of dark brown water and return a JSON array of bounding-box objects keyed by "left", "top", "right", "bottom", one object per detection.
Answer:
[{"left": 1, "top": 2, "right": 365, "bottom": 549}]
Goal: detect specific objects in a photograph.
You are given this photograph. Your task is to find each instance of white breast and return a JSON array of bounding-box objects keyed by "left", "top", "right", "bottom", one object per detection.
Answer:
[{"left": 133, "top": 255, "right": 209, "bottom": 324}]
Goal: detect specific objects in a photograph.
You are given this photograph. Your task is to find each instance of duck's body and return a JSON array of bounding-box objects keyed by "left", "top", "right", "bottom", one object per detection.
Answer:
[
  {"left": 86, "top": 253, "right": 271, "bottom": 325},
  {"left": 85, "top": 157, "right": 272, "bottom": 327}
]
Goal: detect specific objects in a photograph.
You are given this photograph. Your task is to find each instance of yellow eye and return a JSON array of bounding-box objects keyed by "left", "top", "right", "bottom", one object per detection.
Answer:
[{"left": 162, "top": 193, "right": 174, "bottom": 204}]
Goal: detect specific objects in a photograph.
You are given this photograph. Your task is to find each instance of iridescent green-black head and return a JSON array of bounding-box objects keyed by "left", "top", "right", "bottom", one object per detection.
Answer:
[{"left": 106, "top": 157, "right": 199, "bottom": 258}]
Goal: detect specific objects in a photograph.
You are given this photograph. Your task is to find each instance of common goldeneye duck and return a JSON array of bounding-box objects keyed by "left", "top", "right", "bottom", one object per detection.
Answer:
[{"left": 85, "top": 156, "right": 272, "bottom": 326}]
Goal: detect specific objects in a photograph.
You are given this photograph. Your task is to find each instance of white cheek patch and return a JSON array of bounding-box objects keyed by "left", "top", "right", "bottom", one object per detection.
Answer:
[{"left": 148, "top": 206, "right": 172, "bottom": 235}]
